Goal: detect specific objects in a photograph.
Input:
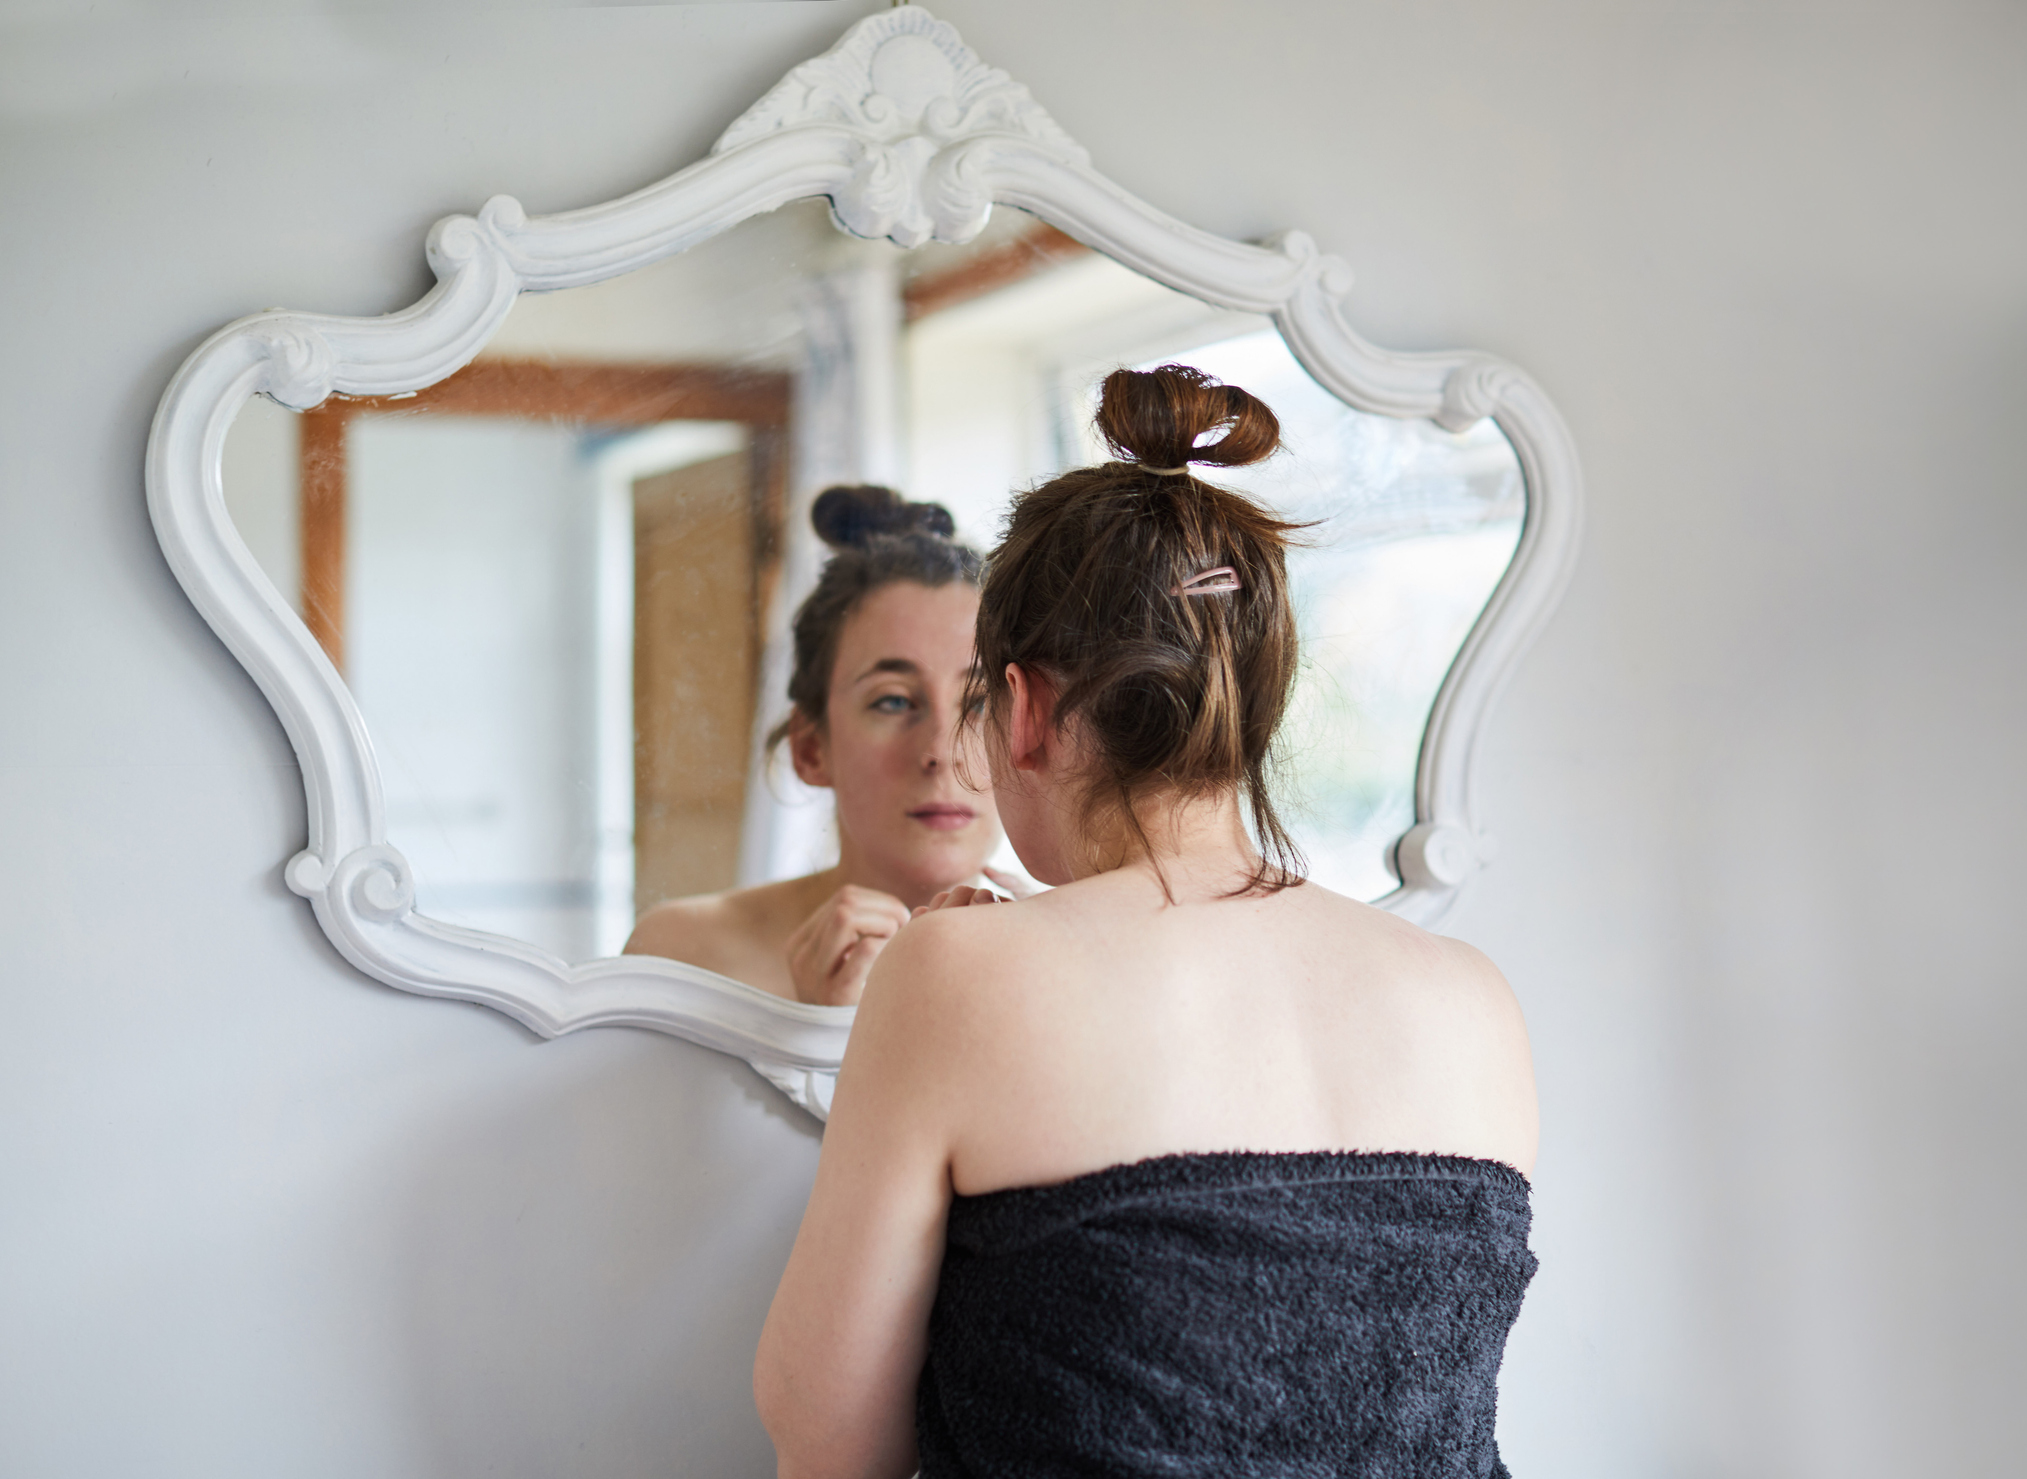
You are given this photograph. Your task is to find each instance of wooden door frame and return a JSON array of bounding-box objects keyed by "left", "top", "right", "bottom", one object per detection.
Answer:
[{"left": 297, "top": 358, "right": 791, "bottom": 671}]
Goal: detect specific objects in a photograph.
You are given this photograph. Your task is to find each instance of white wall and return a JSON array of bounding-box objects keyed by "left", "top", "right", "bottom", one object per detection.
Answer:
[{"left": 2, "top": 3, "right": 2021, "bottom": 1477}]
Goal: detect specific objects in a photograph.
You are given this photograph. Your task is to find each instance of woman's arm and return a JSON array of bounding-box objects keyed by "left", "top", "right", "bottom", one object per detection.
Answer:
[{"left": 753, "top": 912, "right": 975, "bottom": 1479}]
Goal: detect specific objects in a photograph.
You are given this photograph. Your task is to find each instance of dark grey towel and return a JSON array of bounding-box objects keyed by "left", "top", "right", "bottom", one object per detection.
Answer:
[{"left": 917, "top": 1151, "right": 1536, "bottom": 1478}]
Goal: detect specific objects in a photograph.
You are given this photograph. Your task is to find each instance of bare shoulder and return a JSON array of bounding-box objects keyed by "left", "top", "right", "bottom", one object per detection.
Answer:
[
  {"left": 1295, "top": 885, "right": 1518, "bottom": 1002},
  {"left": 1377, "top": 912, "right": 1537, "bottom": 1169},
  {"left": 1284, "top": 886, "right": 1537, "bottom": 1163},
  {"left": 846, "top": 899, "right": 1045, "bottom": 1077},
  {"left": 1425, "top": 930, "right": 1532, "bottom": 1071},
  {"left": 1429, "top": 930, "right": 1524, "bottom": 1008},
  {"left": 1345, "top": 894, "right": 1525, "bottom": 1036},
  {"left": 857, "top": 899, "right": 1027, "bottom": 1020}
]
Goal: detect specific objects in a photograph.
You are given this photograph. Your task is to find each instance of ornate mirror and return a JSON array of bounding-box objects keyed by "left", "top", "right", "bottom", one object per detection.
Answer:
[{"left": 149, "top": 6, "right": 1580, "bottom": 1118}]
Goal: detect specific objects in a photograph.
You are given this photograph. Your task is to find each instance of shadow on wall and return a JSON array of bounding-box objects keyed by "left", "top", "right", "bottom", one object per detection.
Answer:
[{"left": 390, "top": 1036, "right": 819, "bottom": 1478}]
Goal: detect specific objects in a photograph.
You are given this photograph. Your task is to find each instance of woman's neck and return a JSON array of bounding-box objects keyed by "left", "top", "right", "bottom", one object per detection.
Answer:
[
  {"left": 1069, "top": 789, "right": 1265, "bottom": 900},
  {"left": 826, "top": 838, "right": 963, "bottom": 912}
]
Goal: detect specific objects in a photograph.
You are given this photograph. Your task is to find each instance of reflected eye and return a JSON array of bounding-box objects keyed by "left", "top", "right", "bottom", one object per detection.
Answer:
[{"left": 870, "top": 694, "right": 913, "bottom": 715}]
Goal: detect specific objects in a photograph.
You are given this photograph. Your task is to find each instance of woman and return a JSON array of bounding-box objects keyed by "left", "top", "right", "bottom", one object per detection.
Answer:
[
  {"left": 755, "top": 367, "right": 1540, "bottom": 1477},
  {"left": 625, "top": 485, "right": 1006, "bottom": 1007}
]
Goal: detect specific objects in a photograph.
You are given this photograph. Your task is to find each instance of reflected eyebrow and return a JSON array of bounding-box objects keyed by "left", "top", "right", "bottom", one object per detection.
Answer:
[{"left": 852, "top": 657, "right": 922, "bottom": 684}]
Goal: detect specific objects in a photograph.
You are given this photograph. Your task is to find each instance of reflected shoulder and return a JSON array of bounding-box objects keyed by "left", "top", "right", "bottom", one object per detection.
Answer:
[
  {"left": 626, "top": 874, "right": 819, "bottom": 950},
  {"left": 622, "top": 892, "right": 737, "bottom": 959}
]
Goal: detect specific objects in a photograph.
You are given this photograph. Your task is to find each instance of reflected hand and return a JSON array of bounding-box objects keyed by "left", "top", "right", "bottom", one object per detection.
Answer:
[
  {"left": 910, "top": 885, "right": 1005, "bottom": 920},
  {"left": 981, "top": 865, "right": 1039, "bottom": 900},
  {"left": 785, "top": 885, "right": 912, "bottom": 1007}
]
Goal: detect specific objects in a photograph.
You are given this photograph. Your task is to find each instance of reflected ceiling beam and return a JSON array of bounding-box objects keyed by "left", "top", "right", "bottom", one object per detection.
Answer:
[
  {"left": 297, "top": 360, "right": 791, "bottom": 673},
  {"left": 328, "top": 359, "right": 791, "bottom": 426},
  {"left": 902, "top": 223, "right": 1089, "bottom": 323}
]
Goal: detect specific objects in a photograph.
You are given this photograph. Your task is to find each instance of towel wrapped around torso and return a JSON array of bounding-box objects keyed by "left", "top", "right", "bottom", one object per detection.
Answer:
[{"left": 916, "top": 1150, "right": 1536, "bottom": 1478}]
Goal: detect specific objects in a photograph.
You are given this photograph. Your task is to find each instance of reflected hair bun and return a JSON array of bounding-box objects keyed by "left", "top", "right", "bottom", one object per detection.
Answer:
[
  {"left": 771, "top": 483, "right": 980, "bottom": 752},
  {"left": 810, "top": 484, "right": 958, "bottom": 549}
]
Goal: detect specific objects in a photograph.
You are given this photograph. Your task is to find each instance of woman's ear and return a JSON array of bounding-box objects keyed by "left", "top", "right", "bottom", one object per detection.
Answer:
[
  {"left": 1005, "top": 663, "right": 1050, "bottom": 774},
  {"left": 787, "top": 710, "right": 833, "bottom": 789}
]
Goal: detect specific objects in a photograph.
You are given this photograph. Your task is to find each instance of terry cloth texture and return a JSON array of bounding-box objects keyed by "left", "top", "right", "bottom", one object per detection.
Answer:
[{"left": 917, "top": 1150, "right": 1536, "bottom": 1479}]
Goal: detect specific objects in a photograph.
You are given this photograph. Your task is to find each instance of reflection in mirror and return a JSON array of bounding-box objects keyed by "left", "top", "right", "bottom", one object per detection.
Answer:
[{"left": 222, "top": 198, "right": 1521, "bottom": 966}]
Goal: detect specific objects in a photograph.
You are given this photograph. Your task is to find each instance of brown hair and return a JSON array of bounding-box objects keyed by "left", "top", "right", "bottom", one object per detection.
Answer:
[
  {"left": 769, "top": 484, "right": 981, "bottom": 749},
  {"left": 967, "top": 364, "right": 1307, "bottom": 893}
]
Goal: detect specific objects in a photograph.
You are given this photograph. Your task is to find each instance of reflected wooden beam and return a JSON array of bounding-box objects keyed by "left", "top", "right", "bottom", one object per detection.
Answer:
[
  {"left": 299, "top": 406, "right": 349, "bottom": 672},
  {"left": 902, "top": 223, "right": 1090, "bottom": 323},
  {"left": 293, "top": 359, "right": 792, "bottom": 676},
  {"left": 338, "top": 360, "right": 791, "bottom": 427}
]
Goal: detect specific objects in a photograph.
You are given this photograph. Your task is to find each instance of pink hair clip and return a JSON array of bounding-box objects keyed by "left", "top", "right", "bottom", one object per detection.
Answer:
[{"left": 1173, "top": 566, "right": 1240, "bottom": 597}]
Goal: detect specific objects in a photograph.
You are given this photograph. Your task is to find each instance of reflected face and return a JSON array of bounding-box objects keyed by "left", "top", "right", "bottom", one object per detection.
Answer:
[{"left": 792, "top": 580, "right": 1000, "bottom": 896}]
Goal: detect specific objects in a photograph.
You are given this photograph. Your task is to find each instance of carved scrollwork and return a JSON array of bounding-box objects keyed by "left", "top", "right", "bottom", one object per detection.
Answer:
[
  {"left": 1393, "top": 822, "right": 1486, "bottom": 889},
  {"left": 835, "top": 136, "right": 939, "bottom": 246},
  {"left": 912, "top": 136, "right": 1017, "bottom": 245},
  {"left": 747, "top": 1060, "right": 839, "bottom": 1121},
  {"left": 283, "top": 849, "right": 333, "bottom": 897},
  {"left": 248, "top": 318, "right": 337, "bottom": 411},
  {"left": 284, "top": 844, "right": 418, "bottom": 924},
  {"left": 714, "top": 7, "right": 1086, "bottom": 249},
  {"left": 319, "top": 844, "right": 419, "bottom": 923},
  {"left": 426, "top": 194, "right": 525, "bottom": 280},
  {"left": 1437, "top": 357, "right": 1522, "bottom": 434}
]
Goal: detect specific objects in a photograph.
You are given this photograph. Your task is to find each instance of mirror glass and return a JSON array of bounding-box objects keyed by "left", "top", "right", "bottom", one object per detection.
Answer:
[{"left": 222, "top": 199, "right": 1522, "bottom": 966}]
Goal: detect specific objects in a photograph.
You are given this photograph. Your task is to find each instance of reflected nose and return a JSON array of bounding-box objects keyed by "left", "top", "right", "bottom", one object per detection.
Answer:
[
  {"left": 920, "top": 706, "right": 954, "bottom": 773},
  {"left": 918, "top": 685, "right": 981, "bottom": 779}
]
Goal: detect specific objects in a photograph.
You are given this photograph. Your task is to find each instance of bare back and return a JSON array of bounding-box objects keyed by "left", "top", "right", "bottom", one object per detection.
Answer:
[
  {"left": 757, "top": 365, "right": 1542, "bottom": 1477},
  {"left": 870, "top": 863, "right": 1538, "bottom": 1194}
]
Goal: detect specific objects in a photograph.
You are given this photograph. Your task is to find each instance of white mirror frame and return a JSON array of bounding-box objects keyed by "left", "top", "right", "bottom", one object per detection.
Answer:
[{"left": 146, "top": 5, "right": 1581, "bottom": 1119}]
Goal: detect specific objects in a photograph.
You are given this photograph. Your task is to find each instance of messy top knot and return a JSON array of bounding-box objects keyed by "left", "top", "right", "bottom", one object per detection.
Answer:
[
  {"left": 967, "top": 366, "right": 1306, "bottom": 895},
  {"left": 811, "top": 483, "right": 958, "bottom": 549},
  {"left": 772, "top": 485, "right": 980, "bottom": 748},
  {"left": 1097, "top": 363, "right": 1282, "bottom": 472}
]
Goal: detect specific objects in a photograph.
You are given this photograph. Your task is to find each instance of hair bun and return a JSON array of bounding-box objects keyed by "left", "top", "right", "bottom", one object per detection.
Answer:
[
  {"left": 809, "top": 484, "right": 958, "bottom": 549},
  {"left": 1095, "top": 364, "right": 1281, "bottom": 472}
]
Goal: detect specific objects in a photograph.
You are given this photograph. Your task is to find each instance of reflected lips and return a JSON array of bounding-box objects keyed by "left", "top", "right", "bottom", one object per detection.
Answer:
[{"left": 908, "top": 804, "right": 976, "bottom": 831}]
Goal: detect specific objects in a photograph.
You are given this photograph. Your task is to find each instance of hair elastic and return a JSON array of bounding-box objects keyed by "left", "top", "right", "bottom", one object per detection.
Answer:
[
  {"left": 1141, "top": 464, "right": 1193, "bottom": 476},
  {"left": 1173, "top": 566, "right": 1240, "bottom": 597}
]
